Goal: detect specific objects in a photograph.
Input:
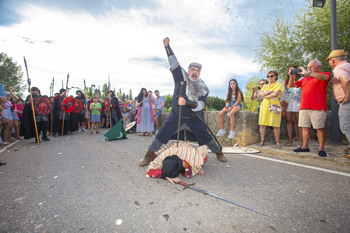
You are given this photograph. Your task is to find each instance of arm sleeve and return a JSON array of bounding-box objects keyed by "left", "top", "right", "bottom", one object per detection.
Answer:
[{"left": 165, "top": 45, "right": 179, "bottom": 71}]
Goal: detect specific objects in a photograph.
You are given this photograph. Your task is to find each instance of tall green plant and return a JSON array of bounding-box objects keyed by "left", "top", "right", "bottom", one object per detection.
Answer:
[{"left": 0, "top": 52, "right": 25, "bottom": 97}]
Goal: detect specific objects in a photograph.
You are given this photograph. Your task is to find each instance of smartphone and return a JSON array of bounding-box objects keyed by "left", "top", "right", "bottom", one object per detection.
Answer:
[{"left": 291, "top": 68, "right": 302, "bottom": 74}]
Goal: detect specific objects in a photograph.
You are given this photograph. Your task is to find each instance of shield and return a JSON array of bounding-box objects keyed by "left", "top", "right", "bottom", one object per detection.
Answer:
[
  {"left": 62, "top": 97, "right": 76, "bottom": 113},
  {"left": 125, "top": 121, "right": 136, "bottom": 132},
  {"left": 73, "top": 98, "right": 84, "bottom": 113},
  {"left": 33, "top": 96, "right": 53, "bottom": 116}
]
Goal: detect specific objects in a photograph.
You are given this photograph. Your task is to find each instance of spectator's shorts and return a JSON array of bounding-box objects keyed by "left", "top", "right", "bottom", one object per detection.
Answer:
[
  {"left": 155, "top": 109, "right": 163, "bottom": 118},
  {"left": 12, "top": 111, "right": 19, "bottom": 121},
  {"left": 91, "top": 114, "right": 101, "bottom": 123},
  {"left": 76, "top": 113, "right": 85, "bottom": 123},
  {"left": 299, "top": 109, "right": 327, "bottom": 129},
  {"left": 3, "top": 109, "right": 13, "bottom": 120}
]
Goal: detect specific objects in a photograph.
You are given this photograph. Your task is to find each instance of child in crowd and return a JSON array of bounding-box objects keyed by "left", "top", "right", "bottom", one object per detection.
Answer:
[
  {"left": 89, "top": 96, "right": 102, "bottom": 135},
  {"left": 122, "top": 106, "right": 131, "bottom": 127},
  {"left": 216, "top": 79, "right": 244, "bottom": 139}
]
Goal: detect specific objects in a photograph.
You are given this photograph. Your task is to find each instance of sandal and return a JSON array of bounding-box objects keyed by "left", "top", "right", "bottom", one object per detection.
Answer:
[
  {"left": 285, "top": 141, "right": 293, "bottom": 147},
  {"left": 276, "top": 141, "right": 282, "bottom": 148},
  {"left": 258, "top": 141, "right": 265, "bottom": 147}
]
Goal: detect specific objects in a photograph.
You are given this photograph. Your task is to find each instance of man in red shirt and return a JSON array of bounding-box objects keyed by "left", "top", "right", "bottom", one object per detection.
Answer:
[{"left": 289, "top": 59, "right": 331, "bottom": 157}]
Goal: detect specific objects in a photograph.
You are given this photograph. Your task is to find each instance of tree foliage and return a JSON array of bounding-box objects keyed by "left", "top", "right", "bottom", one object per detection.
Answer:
[
  {"left": 255, "top": 0, "right": 350, "bottom": 75},
  {"left": 243, "top": 76, "right": 261, "bottom": 112},
  {"left": 205, "top": 96, "right": 226, "bottom": 111},
  {"left": 0, "top": 52, "right": 25, "bottom": 97},
  {"left": 254, "top": 0, "right": 350, "bottom": 109},
  {"left": 162, "top": 94, "right": 225, "bottom": 112}
]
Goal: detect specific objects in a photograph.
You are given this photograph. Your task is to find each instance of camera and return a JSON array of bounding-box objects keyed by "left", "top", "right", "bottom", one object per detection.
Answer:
[{"left": 291, "top": 68, "right": 302, "bottom": 75}]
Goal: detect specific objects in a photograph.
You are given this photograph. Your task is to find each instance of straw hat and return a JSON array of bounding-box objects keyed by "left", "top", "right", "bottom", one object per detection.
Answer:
[{"left": 325, "top": 49, "right": 348, "bottom": 61}]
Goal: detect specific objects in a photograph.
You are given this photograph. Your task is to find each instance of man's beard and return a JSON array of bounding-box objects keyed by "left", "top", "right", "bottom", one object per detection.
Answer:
[{"left": 182, "top": 69, "right": 209, "bottom": 101}]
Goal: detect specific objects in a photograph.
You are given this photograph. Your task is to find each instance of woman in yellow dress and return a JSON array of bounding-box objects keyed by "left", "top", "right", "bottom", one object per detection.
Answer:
[{"left": 258, "top": 70, "right": 284, "bottom": 148}]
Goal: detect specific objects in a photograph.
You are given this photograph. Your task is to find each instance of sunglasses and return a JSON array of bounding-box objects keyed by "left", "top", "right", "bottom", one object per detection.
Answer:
[
  {"left": 259, "top": 83, "right": 265, "bottom": 85},
  {"left": 267, "top": 75, "right": 274, "bottom": 78}
]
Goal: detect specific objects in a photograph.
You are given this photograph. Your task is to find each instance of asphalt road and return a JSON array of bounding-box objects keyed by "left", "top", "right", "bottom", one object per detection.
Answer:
[{"left": 1, "top": 129, "right": 349, "bottom": 233}]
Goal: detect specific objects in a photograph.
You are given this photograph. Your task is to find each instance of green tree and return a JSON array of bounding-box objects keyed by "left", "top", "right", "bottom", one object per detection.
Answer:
[
  {"left": 243, "top": 76, "right": 261, "bottom": 112},
  {"left": 255, "top": 0, "right": 350, "bottom": 109},
  {"left": 102, "top": 83, "right": 108, "bottom": 99},
  {"left": 0, "top": 52, "right": 25, "bottom": 97},
  {"left": 206, "top": 96, "right": 226, "bottom": 111},
  {"left": 163, "top": 94, "right": 172, "bottom": 112},
  {"left": 129, "top": 89, "right": 133, "bottom": 100}
]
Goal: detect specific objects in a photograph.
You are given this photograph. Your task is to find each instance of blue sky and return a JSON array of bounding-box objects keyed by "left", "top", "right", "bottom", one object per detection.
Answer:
[{"left": 0, "top": 0, "right": 306, "bottom": 99}]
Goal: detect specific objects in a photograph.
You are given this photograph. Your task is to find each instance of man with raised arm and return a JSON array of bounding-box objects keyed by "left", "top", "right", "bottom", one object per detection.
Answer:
[{"left": 138, "top": 37, "right": 227, "bottom": 167}]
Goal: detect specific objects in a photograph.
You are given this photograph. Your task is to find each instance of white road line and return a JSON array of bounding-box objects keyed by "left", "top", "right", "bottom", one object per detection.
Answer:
[
  {"left": 0, "top": 140, "right": 20, "bottom": 154},
  {"left": 241, "top": 153, "right": 350, "bottom": 178}
]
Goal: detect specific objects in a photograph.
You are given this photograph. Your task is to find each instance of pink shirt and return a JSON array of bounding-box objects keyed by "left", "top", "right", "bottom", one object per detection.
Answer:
[{"left": 333, "top": 61, "right": 350, "bottom": 102}]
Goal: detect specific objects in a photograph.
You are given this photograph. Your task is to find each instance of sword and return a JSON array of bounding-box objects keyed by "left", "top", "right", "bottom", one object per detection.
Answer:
[{"left": 177, "top": 181, "right": 273, "bottom": 218}]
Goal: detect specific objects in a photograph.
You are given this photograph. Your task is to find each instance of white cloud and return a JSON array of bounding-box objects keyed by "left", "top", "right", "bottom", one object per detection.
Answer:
[{"left": 0, "top": 0, "right": 301, "bottom": 99}]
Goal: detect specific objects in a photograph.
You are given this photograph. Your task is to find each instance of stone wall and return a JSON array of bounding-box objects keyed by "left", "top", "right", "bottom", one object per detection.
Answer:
[{"left": 158, "top": 111, "right": 345, "bottom": 147}]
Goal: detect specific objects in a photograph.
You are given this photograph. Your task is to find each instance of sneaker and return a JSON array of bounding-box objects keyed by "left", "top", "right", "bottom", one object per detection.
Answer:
[
  {"left": 293, "top": 147, "right": 310, "bottom": 152},
  {"left": 228, "top": 130, "right": 235, "bottom": 139},
  {"left": 318, "top": 150, "right": 327, "bottom": 157},
  {"left": 216, "top": 129, "right": 226, "bottom": 136},
  {"left": 82, "top": 127, "right": 87, "bottom": 132},
  {"left": 79, "top": 128, "right": 82, "bottom": 132},
  {"left": 155, "top": 129, "right": 159, "bottom": 135}
]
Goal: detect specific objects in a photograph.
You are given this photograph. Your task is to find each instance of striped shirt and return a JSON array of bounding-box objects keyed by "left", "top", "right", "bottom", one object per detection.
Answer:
[{"left": 147, "top": 141, "right": 208, "bottom": 178}]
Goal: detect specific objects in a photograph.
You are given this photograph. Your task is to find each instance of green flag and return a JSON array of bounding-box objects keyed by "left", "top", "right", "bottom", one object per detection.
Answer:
[{"left": 104, "top": 120, "right": 127, "bottom": 141}]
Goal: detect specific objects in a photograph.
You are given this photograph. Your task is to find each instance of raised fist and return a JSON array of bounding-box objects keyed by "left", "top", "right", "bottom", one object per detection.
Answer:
[{"left": 163, "top": 37, "right": 170, "bottom": 46}]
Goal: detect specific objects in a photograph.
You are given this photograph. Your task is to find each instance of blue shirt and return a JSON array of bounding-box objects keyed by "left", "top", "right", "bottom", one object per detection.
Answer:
[{"left": 155, "top": 96, "right": 165, "bottom": 110}]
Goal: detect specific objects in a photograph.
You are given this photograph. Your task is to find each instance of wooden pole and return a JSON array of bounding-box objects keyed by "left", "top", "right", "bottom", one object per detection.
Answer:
[
  {"left": 61, "top": 111, "right": 65, "bottom": 136},
  {"left": 23, "top": 57, "right": 40, "bottom": 144}
]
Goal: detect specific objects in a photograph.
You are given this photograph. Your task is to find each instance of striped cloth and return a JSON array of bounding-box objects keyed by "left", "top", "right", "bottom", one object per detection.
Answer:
[{"left": 146, "top": 141, "right": 208, "bottom": 179}]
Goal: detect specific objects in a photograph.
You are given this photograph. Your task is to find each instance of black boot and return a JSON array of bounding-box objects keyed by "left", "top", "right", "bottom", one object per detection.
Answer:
[
  {"left": 42, "top": 122, "right": 50, "bottom": 141},
  {"left": 42, "top": 135, "right": 50, "bottom": 141}
]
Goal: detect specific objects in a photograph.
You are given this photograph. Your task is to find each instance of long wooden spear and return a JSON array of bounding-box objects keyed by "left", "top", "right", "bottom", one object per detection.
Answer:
[
  {"left": 84, "top": 79, "right": 90, "bottom": 130},
  {"left": 61, "top": 73, "right": 69, "bottom": 136},
  {"left": 23, "top": 56, "right": 40, "bottom": 144},
  {"left": 50, "top": 77, "right": 54, "bottom": 135},
  {"left": 108, "top": 73, "right": 112, "bottom": 128}
]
